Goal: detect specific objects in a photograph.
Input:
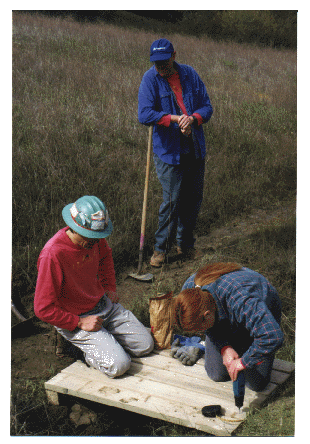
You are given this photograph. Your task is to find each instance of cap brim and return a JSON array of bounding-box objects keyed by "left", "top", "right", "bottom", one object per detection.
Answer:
[
  {"left": 150, "top": 52, "right": 173, "bottom": 62},
  {"left": 62, "top": 204, "right": 113, "bottom": 239}
]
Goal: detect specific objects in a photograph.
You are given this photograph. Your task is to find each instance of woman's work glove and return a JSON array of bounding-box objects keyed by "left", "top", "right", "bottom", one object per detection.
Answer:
[
  {"left": 170, "top": 337, "right": 203, "bottom": 366},
  {"left": 172, "top": 334, "right": 205, "bottom": 350}
]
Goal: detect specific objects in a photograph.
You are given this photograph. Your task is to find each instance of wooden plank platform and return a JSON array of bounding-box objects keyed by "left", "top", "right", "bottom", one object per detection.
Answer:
[
  {"left": 45, "top": 350, "right": 294, "bottom": 436},
  {"left": 45, "top": 349, "right": 294, "bottom": 436}
]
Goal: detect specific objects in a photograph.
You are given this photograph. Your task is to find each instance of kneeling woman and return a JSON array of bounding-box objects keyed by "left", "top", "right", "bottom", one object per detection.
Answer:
[{"left": 172, "top": 263, "right": 284, "bottom": 391}]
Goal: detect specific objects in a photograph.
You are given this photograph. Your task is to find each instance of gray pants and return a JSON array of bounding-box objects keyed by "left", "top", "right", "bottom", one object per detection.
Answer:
[{"left": 56, "top": 295, "right": 154, "bottom": 378}]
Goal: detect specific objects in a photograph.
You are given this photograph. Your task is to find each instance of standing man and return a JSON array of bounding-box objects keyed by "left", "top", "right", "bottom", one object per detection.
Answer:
[
  {"left": 138, "top": 38, "right": 213, "bottom": 267},
  {"left": 34, "top": 195, "right": 154, "bottom": 378}
]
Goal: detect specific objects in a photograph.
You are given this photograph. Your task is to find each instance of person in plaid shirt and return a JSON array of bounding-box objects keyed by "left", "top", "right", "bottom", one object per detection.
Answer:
[{"left": 172, "top": 262, "right": 284, "bottom": 391}]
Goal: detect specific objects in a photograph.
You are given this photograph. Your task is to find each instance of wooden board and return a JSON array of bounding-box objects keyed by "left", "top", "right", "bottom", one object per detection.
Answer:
[{"left": 45, "top": 349, "right": 294, "bottom": 436}]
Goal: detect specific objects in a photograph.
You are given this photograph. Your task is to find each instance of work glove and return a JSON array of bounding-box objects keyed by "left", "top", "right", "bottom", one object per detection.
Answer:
[
  {"left": 170, "top": 336, "right": 204, "bottom": 366},
  {"left": 173, "top": 334, "right": 205, "bottom": 351}
]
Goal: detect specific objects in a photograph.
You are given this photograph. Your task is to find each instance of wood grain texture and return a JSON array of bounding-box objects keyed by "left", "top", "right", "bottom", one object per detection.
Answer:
[{"left": 45, "top": 350, "right": 294, "bottom": 436}]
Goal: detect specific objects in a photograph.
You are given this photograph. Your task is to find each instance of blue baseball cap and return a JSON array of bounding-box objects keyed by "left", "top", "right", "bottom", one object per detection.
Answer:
[{"left": 150, "top": 38, "right": 174, "bottom": 62}]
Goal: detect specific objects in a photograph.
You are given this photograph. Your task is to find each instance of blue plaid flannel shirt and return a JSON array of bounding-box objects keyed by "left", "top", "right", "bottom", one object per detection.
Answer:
[{"left": 181, "top": 267, "right": 284, "bottom": 368}]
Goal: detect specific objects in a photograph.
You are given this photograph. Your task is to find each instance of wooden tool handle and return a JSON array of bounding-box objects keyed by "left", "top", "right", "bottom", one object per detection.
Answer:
[{"left": 137, "top": 125, "right": 153, "bottom": 274}]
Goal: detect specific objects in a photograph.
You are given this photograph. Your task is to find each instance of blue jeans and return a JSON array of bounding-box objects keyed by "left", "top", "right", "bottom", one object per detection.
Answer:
[{"left": 153, "top": 151, "right": 205, "bottom": 253}]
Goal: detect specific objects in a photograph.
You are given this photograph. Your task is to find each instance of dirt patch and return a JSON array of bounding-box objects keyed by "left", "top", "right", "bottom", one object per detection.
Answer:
[{"left": 116, "top": 201, "right": 295, "bottom": 307}]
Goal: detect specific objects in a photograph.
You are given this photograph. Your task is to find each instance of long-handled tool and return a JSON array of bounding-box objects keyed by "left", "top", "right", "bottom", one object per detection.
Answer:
[{"left": 128, "top": 126, "right": 154, "bottom": 282}]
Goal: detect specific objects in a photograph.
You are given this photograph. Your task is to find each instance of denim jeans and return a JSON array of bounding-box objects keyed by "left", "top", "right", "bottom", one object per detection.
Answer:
[
  {"left": 204, "top": 327, "right": 275, "bottom": 392},
  {"left": 153, "top": 151, "right": 205, "bottom": 253}
]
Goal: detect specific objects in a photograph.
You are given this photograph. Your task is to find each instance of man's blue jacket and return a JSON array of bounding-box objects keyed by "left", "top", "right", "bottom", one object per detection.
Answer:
[{"left": 138, "top": 62, "right": 213, "bottom": 165}]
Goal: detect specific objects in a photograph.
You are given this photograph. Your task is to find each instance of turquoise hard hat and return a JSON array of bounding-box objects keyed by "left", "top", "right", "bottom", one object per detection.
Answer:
[{"left": 62, "top": 196, "right": 113, "bottom": 239}]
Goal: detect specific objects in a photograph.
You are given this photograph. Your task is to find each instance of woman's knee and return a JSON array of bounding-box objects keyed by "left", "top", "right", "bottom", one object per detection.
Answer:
[
  {"left": 108, "top": 333, "right": 154, "bottom": 374},
  {"left": 108, "top": 355, "right": 132, "bottom": 378},
  {"left": 204, "top": 361, "right": 230, "bottom": 382},
  {"left": 245, "top": 357, "right": 274, "bottom": 391},
  {"left": 130, "top": 333, "right": 154, "bottom": 357},
  {"left": 85, "top": 350, "right": 131, "bottom": 378},
  {"left": 245, "top": 373, "right": 270, "bottom": 392}
]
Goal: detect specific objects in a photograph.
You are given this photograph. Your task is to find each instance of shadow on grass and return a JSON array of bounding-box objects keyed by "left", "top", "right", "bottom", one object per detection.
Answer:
[{"left": 11, "top": 393, "right": 214, "bottom": 437}]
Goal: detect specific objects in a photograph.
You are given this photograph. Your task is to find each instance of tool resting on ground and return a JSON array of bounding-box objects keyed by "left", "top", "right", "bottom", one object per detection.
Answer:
[
  {"left": 128, "top": 126, "right": 154, "bottom": 282},
  {"left": 233, "top": 370, "right": 245, "bottom": 411},
  {"left": 170, "top": 334, "right": 205, "bottom": 366}
]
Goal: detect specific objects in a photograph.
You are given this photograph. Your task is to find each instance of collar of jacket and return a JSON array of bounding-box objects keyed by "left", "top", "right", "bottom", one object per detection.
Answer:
[
  {"left": 188, "top": 273, "right": 227, "bottom": 321},
  {"left": 201, "top": 281, "right": 228, "bottom": 321}
]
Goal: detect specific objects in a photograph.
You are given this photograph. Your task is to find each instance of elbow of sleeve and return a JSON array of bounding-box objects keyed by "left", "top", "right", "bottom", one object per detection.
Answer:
[
  {"left": 138, "top": 113, "right": 154, "bottom": 126},
  {"left": 207, "top": 106, "right": 213, "bottom": 121},
  {"left": 277, "top": 330, "right": 285, "bottom": 348},
  {"left": 34, "top": 305, "right": 40, "bottom": 319},
  {"left": 34, "top": 300, "right": 53, "bottom": 324},
  {"left": 34, "top": 303, "right": 45, "bottom": 319},
  {"left": 34, "top": 305, "right": 45, "bottom": 323},
  {"left": 138, "top": 113, "right": 144, "bottom": 124},
  {"left": 33, "top": 299, "right": 42, "bottom": 319},
  {"left": 272, "top": 326, "right": 284, "bottom": 350}
]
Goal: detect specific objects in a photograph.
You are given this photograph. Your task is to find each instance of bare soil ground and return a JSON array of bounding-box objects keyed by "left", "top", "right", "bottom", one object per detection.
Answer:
[{"left": 11, "top": 202, "right": 295, "bottom": 436}]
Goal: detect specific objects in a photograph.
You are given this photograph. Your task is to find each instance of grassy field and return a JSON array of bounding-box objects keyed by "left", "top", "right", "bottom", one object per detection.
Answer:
[{"left": 12, "top": 11, "right": 296, "bottom": 437}]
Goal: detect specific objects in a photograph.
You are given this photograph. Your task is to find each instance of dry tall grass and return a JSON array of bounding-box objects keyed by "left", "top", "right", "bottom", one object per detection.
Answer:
[
  {"left": 12, "top": 11, "right": 296, "bottom": 302},
  {"left": 12, "top": 11, "right": 296, "bottom": 437}
]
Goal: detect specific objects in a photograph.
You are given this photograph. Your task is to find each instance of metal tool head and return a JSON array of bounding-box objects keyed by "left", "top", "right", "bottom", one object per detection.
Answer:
[{"left": 128, "top": 272, "right": 154, "bottom": 282}]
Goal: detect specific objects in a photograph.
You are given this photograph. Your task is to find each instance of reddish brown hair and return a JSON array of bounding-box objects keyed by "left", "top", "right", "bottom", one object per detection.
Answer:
[
  {"left": 172, "top": 288, "right": 215, "bottom": 332},
  {"left": 172, "top": 262, "right": 242, "bottom": 332},
  {"left": 194, "top": 262, "right": 241, "bottom": 287}
]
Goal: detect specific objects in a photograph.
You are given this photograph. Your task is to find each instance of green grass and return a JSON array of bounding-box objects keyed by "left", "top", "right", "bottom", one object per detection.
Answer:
[
  {"left": 238, "top": 397, "right": 295, "bottom": 436},
  {"left": 12, "top": 11, "right": 296, "bottom": 437}
]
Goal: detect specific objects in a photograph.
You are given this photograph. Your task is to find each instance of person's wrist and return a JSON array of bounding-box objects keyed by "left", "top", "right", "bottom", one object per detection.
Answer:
[
  {"left": 221, "top": 345, "right": 232, "bottom": 356},
  {"left": 238, "top": 358, "right": 246, "bottom": 370}
]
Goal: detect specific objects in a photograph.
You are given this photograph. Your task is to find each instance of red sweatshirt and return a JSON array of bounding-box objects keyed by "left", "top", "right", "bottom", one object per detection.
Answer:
[
  {"left": 34, "top": 227, "right": 116, "bottom": 331},
  {"left": 157, "top": 71, "right": 203, "bottom": 127}
]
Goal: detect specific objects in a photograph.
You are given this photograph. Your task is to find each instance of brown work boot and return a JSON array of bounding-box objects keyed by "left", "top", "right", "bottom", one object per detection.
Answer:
[
  {"left": 176, "top": 246, "right": 198, "bottom": 260},
  {"left": 150, "top": 251, "right": 166, "bottom": 267}
]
